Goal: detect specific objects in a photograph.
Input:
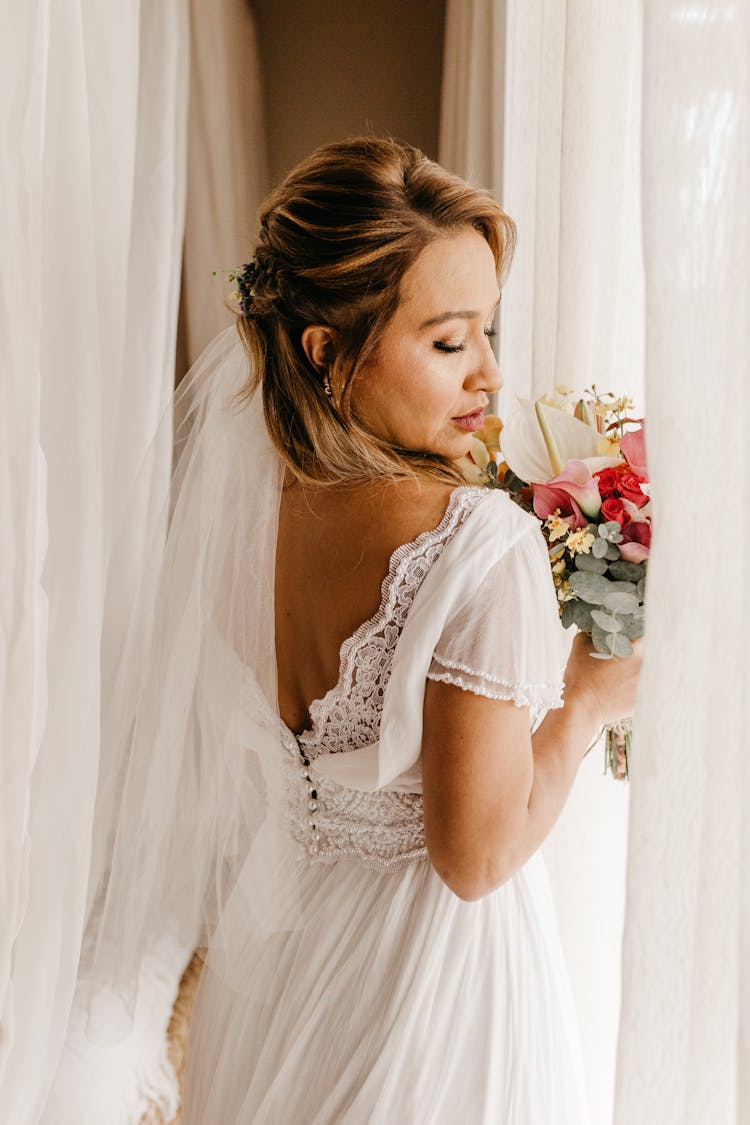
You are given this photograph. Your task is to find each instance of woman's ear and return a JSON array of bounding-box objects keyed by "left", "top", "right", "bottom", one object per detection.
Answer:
[{"left": 301, "top": 325, "right": 337, "bottom": 373}]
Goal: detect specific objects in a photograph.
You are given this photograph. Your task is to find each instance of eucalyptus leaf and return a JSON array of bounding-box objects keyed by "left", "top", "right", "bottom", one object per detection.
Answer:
[
  {"left": 571, "top": 600, "right": 595, "bottom": 632},
  {"left": 592, "top": 537, "right": 610, "bottom": 559},
  {"left": 637, "top": 577, "right": 646, "bottom": 601},
  {"left": 609, "top": 560, "right": 646, "bottom": 583},
  {"left": 622, "top": 615, "right": 645, "bottom": 640},
  {"left": 591, "top": 623, "right": 614, "bottom": 654},
  {"left": 599, "top": 521, "right": 623, "bottom": 543},
  {"left": 603, "top": 591, "right": 639, "bottom": 615},
  {"left": 561, "top": 601, "right": 578, "bottom": 629},
  {"left": 608, "top": 580, "right": 639, "bottom": 598},
  {"left": 612, "top": 633, "right": 634, "bottom": 658},
  {"left": 605, "top": 542, "right": 622, "bottom": 561},
  {"left": 574, "top": 554, "right": 608, "bottom": 575},
  {"left": 589, "top": 651, "right": 613, "bottom": 660},
  {"left": 591, "top": 610, "right": 623, "bottom": 632},
  {"left": 568, "top": 571, "right": 612, "bottom": 605}
]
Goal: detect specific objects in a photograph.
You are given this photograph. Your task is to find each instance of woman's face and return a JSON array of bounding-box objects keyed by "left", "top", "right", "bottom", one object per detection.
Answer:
[{"left": 352, "top": 228, "right": 502, "bottom": 461}]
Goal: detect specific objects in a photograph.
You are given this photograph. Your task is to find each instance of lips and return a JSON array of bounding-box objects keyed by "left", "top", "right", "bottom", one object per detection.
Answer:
[{"left": 451, "top": 407, "right": 485, "bottom": 433}]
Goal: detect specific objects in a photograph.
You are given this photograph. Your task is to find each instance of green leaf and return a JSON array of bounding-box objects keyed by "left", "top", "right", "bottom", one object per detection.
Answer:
[
  {"left": 561, "top": 600, "right": 578, "bottom": 629},
  {"left": 591, "top": 623, "right": 613, "bottom": 653},
  {"left": 603, "top": 591, "right": 639, "bottom": 615},
  {"left": 637, "top": 577, "right": 646, "bottom": 601},
  {"left": 571, "top": 600, "right": 595, "bottom": 632},
  {"left": 592, "top": 537, "right": 610, "bottom": 559},
  {"left": 605, "top": 542, "right": 622, "bottom": 561},
  {"left": 609, "top": 560, "right": 646, "bottom": 583},
  {"left": 599, "top": 521, "right": 623, "bottom": 543},
  {"left": 612, "top": 633, "right": 634, "bottom": 658},
  {"left": 622, "top": 614, "right": 645, "bottom": 640},
  {"left": 591, "top": 610, "right": 623, "bottom": 632},
  {"left": 568, "top": 571, "right": 612, "bottom": 605},
  {"left": 574, "top": 553, "right": 608, "bottom": 574},
  {"left": 589, "top": 651, "right": 613, "bottom": 660},
  {"left": 608, "top": 580, "right": 639, "bottom": 598}
]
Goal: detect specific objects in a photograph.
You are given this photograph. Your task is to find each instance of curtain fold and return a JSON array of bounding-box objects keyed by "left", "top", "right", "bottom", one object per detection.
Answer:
[
  {"left": 440, "top": 4, "right": 644, "bottom": 1123},
  {"left": 0, "top": 3, "right": 189, "bottom": 1121},
  {"left": 179, "top": 0, "right": 269, "bottom": 374},
  {"left": 615, "top": 4, "right": 750, "bottom": 1122}
]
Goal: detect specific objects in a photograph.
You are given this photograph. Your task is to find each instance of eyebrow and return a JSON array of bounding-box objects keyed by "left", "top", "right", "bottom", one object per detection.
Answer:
[{"left": 420, "top": 296, "right": 501, "bottom": 330}]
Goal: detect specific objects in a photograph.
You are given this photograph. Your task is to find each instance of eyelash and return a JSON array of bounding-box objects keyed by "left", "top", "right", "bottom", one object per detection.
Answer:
[{"left": 433, "top": 327, "right": 496, "bottom": 354}]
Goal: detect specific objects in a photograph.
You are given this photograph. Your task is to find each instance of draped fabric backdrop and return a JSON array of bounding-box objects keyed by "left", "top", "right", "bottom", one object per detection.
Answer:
[
  {"left": 616, "top": 5, "right": 750, "bottom": 1123},
  {"left": 441, "top": 4, "right": 644, "bottom": 1122},
  {"left": 179, "top": 0, "right": 269, "bottom": 375},
  {"left": 1, "top": 3, "right": 188, "bottom": 1122},
  {"left": 3, "top": 2, "right": 748, "bottom": 1123}
]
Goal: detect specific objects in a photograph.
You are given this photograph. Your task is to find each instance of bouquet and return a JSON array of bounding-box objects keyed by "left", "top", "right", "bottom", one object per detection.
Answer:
[{"left": 469, "top": 386, "right": 650, "bottom": 781}]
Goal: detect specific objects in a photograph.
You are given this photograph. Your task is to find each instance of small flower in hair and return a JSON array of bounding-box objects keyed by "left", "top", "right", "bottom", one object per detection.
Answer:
[{"left": 214, "top": 259, "right": 259, "bottom": 317}]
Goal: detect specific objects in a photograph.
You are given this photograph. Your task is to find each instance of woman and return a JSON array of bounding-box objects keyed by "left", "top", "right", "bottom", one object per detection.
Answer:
[{"left": 93, "top": 137, "right": 641, "bottom": 1123}]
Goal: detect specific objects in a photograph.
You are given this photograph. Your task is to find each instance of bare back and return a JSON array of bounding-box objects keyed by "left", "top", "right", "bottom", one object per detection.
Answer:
[{"left": 275, "top": 474, "right": 457, "bottom": 734}]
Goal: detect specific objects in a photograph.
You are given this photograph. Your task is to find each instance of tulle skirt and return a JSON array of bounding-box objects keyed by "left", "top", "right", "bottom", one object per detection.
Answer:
[{"left": 182, "top": 850, "right": 590, "bottom": 1124}]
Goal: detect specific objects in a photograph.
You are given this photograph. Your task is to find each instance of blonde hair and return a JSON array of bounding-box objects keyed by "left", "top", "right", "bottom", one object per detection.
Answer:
[{"left": 235, "top": 136, "right": 516, "bottom": 485}]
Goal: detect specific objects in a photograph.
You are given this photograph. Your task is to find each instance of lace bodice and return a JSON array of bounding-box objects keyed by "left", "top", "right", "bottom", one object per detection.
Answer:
[
  {"left": 278, "top": 484, "right": 565, "bottom": 871},
  {"left": 280, "top": 486, "right": 485, "bottom": 870}
]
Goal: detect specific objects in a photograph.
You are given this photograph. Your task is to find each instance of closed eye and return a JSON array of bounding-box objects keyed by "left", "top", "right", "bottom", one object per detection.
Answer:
[{"left": 433, "top": 341, "right": 464, "bottom": 354}]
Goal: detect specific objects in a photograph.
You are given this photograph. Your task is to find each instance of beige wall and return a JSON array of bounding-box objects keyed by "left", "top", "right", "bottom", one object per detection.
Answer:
[{"left": 253, "top": 0, "right": 446, "bottom": 185}]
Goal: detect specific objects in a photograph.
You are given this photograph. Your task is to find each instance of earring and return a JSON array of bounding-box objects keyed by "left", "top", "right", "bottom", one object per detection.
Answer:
[{"left": 323, "top": 372, "right": 333, "bottom": 398}]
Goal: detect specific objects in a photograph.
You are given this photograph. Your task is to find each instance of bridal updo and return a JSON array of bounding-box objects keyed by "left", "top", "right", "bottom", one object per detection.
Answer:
[{"left": 236, "top": 136, "right": 515, "bottom": 484}]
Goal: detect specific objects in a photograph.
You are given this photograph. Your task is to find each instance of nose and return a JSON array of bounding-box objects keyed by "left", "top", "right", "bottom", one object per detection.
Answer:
[{"left": 466, "top": 338, "right": 502, "bottom": 395}]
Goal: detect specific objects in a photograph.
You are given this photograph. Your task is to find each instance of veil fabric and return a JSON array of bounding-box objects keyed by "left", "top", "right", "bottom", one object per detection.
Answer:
[{"left": 86, "top": 325, "right": 291, "bottom": 1039}]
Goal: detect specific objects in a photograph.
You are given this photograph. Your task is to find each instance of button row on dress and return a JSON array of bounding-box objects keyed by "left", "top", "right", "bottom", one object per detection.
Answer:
[{"left": 298, "top": 748, "right": 321, "bottom": 855}]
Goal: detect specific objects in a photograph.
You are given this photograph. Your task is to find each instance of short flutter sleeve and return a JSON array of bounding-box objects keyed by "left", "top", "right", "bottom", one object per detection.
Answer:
[{"left": 426, "top": 518, "right": 566, "bottom": 731}]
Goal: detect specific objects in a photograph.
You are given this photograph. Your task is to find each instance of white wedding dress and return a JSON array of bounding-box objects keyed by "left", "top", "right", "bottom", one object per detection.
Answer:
[{"left": 181, "top": 485, "right": 591, "bottom": 1124}]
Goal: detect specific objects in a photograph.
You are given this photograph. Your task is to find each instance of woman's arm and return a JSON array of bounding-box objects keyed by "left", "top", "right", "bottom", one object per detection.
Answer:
[{"left": 422, "top": 632, "right": 643, "bottom": 901}]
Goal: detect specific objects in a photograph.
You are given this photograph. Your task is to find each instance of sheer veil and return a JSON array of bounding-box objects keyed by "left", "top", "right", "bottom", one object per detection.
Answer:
[{"left": 85, "top": 324, "right": 299, "bottom": 1041}]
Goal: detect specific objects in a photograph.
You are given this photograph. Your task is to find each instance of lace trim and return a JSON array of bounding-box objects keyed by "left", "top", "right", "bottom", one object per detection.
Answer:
[
  {"left": 299, "top": 485, "right": 486, "bottom": 750},
  {"left": 428, "top": 652, "right": 565, "bottom": 708},
  {"left": 426, "top": 668, "right": 565, "bottom": 711}
]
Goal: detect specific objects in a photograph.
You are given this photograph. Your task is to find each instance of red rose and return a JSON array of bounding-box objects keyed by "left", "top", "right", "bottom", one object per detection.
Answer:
[
  {"left": 616, "top": 470, "right": 649, "bottom": 508},
  {"left": 600, "top": 497, "right": 632, "bottom": 528},
  {"left": 594, "top": 464, "right": 649, "bottom": 508}
]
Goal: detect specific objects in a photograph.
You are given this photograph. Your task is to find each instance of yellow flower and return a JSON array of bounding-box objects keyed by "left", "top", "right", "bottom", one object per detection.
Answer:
[
  {"left": 544, "top": 512, "right": 570, "bottom": 543},
  {"left": 566, "top": 529, "right": 595, "bottom": 555},
  {"left": 556, "top": 580, "right": 575, "bottom": 603},
  {"left": 552, "top": 558, "right": 567, "bottom": 577},
  {"left": 596, "top": 434, "right": 620, "bottom": 457}
]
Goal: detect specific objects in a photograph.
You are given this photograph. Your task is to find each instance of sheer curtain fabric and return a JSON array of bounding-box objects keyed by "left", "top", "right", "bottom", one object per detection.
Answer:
[{"left": 1, "top": 4, "right": 188, "bottom": 1122}]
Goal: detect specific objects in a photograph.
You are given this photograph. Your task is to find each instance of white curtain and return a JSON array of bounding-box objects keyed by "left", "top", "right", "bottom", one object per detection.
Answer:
[
  {"left": 0, "top": 4, "right": 188, "bottom": 1123},
  {"left": 180, "top": 0, "right": 269, "bottom": 371},
  {"left": 443, "top": 2, "right": 750, "bottom": 1123},
  {"left": 441, "top": 4, "right": 643, "bottom": 1123},
  {"left": 616, "top": 4, "right": 750, "bottom": 1123}
]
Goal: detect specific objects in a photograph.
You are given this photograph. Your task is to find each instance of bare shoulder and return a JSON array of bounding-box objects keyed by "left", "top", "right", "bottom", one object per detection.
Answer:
[
  {"left": 371, "top": 476, "right": 464, "bottom": 547},
  {"left": 281, "top": 474, "right": 467, "bottom": 559}
]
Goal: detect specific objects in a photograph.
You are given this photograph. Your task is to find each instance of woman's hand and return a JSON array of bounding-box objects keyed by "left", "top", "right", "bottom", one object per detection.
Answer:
[{"left": 563, "top": 631, "right": 644, "bottom": 729}]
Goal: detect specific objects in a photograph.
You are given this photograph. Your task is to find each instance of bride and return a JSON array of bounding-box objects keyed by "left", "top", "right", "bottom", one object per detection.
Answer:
[{"left": 90, "top": 136, "right": 641, "bottom": 1123}]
